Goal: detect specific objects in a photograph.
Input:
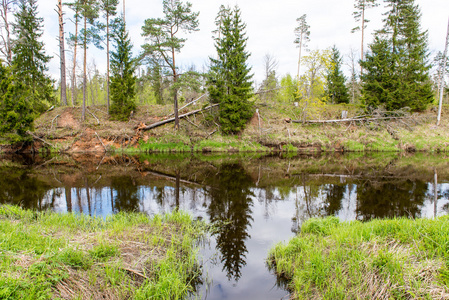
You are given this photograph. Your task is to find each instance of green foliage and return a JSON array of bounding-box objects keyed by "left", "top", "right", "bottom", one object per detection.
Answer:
[
  {"left": 277, "top": 74, "right": 298, "bottom": 103},
  {"left": 141, "top": 0, "right": 199, "bottom": 70},
  {"left": 326, "top": 46, "right": 349, "bottom": 104},
  {"left": 141, "top": 0, "right": 199, "bottom": 126},
  {"left": 361, "top": 0, "right": 433, "bottom": 111},
  {"left": 12, "top": 0, "right": 55, "bottom": 113},
  {"left": 109, "top": 18, "right": 137, "bottom": 121},
  {"left": 208, "top": 5, "right": 254, "bottom": 134},
  {"left": 0, "top": 63, "right": 34, "bottom": 143}
]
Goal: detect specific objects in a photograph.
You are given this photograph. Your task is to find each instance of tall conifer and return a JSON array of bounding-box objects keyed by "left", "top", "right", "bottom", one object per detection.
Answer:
[
  {"left": 362, "top": 0, "right": 432, "bottom": 110},
  {"left": 109, "top": 17, "right": 136, "bottom": 121},
  {"left": 326, "top": 46, "right": 350, "bottom": 104},
  {"left": 12, "top": 0, "right": 54, "bottom": 113},
  {"left": 208, "top": 5, "right": 253, "bottom": 134},
  {"left": 0, "top": 62, "right": 34, "bottom": 142}
]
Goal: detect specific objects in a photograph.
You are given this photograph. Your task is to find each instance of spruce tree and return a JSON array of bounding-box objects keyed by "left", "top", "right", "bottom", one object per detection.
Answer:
[
  {"left": 12, "top": 0, "right": 54, "bottom": 113},
  {"left": 361, "top": 0, "right": 433, "bottom": 111},
  {"left": 109, "top": 17, "right": 136, "bottom": 121},
  {"left": 326, "top": 46, "right": 350, "bottom": 104},
  {"left": 361, "top": 35, "right": 396, "bottom": 108},
  {"left": 208, "top": 5, "right": 253, "bottom": 135},
  {"left": 0, "top": 62, "right": 34, "bottom": 142}
]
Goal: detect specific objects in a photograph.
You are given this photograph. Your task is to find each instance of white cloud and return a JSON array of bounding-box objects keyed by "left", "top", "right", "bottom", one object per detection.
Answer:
[{"left": 34, "top": 0, "right": 448, "bottom": 84}]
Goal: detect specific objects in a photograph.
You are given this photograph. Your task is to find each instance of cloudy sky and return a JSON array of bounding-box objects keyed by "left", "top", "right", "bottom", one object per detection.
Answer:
[{"left": 38, "top": 0, "right": 448, "bottom": 84}]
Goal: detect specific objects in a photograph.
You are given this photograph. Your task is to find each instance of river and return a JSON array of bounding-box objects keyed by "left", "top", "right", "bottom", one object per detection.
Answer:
[{"left": 0, "top": 152, "right": 448, "bottom": 299}]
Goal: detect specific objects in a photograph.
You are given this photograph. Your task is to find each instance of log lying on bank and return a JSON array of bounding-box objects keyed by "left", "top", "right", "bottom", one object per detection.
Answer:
[
  {"left": 290, "top": 116, "right": 407, "bottom": 124},
  {"left": 167, "top": 94, "right": 208, "bottom": 117},
  {"left": 136, "top": 103, "right": 219, "bottom": 131},
  {"left": 26, "top": 131, "right": 55, "bottom": 148}
]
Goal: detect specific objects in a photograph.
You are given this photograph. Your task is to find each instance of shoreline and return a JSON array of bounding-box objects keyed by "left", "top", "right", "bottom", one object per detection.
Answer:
[{"left": 1, "top": 104, "right": 448, "bottom": 154}]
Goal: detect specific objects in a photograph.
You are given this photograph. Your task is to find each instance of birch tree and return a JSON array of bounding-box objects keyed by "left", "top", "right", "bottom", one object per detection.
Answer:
[{"left": 0, "top": 0, "right": 16, "bottom": 64}]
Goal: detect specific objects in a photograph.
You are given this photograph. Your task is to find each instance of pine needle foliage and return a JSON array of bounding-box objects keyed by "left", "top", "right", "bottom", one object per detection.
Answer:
[
  {"left": 208, "top": 5, "right": 253, "bottom": 135},
  {"left": 11, "top": 0, "right": 54, "bottom": 113},
  {"left": 361, "top": 0, "right": 433, "bottom": 111},
  {"left": 326, "top": 46, "right": 350, "bottom": 104},
  {"left": 109, "top": 17, "right": 136, "bottom": 121},
  {"left": 0, "top": 62, "right": 34, "bottom": 142}
]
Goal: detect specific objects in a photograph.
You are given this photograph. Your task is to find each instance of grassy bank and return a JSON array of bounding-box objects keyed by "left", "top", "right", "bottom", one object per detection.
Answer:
[
  {"left": 0, "top": 205, "right": 206, "bottom": 300},
  {"left": 268, "top": 216, "right": 449, "bottom": 299}
]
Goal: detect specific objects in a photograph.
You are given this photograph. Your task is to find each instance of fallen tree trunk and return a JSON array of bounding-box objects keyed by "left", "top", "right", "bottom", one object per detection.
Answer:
[
  {"left": 291, "top": 116, "right": 406, "bottom": 124},
  {"left": 26, "top": 131, "right": 55, "bottom": 148},
  {"left": 167, "top": 93, "right": 207, "bottom": 117},
  {"left": 137, "top": 103, "right": 219, "bottom": 131}
]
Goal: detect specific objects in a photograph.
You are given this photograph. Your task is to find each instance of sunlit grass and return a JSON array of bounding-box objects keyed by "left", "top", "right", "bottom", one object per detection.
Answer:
[
  {"left": 0, "top": 205, "right": 207, "bottom": 300},
  {"left": 268, "top": 216, "right": 449, "bottom": 299}
]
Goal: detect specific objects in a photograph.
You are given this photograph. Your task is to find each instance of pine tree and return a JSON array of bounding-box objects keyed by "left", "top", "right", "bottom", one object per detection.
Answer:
[
  {"left": 326, "top": 46, "right": 350, "bottom": 104},
  {"left": 0, "top": 62, "right": 34, "bottom": 142},
  {"left": 79, "top": 0, "right": 100, "bottom": 120},
  {"left": 352, "top": 0, "right": 378, "bottom": 74},
  {"left": 109, "top": 17, "right": 136, "bottom": 121},
  {"left": 294, "top": 14, "right": 310, "bottom": 79},
  {"left": 361, "top": 0, "right": 433, "bottom": 111},
  {"left": 208, "top": 5, "right": 253, "bottom": 135},
  {"left": 99, "top": 0, "right": 119, "bottom": 113},
  {"left": 12, "top": 0, "right": 54, "bottom": 113},
  {"left": 141, "top": 0, "right": 199, "bottom": 130}
]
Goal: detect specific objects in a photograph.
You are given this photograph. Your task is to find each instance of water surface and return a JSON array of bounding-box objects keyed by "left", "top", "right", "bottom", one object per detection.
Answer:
[{"left": 1, "top": 153, "right": 448, "bottom": 299}]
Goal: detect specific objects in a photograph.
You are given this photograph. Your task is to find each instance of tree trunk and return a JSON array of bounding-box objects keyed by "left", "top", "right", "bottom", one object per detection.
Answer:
[
  {"left": 58, "top": 0, "right": 67, "bottom": 106},
  {"left": 297, "top": 33, "right": 302, "bottom": 79},
  {"left": 0, "top": 0, "right": 13, "bottom": 64},
  {"left": 360, "top": 2, "right": 365, "bottom": 75},
  {"left": 82, "top": 14, "right": 87, "bottom": 121},
  {"left": 88, "top": 67, "right": 95, "bottom": 105},
  {"left": 437, "top": 18, "right": 449, "bottom": 126},
  {"left": 123, "top": 0, "right": 125, "bottom": 24},
  {"left": 172, "top": 44, "right": 179, "bottom": 130},
  {"left": 106, "top": 13, "right": 110, "bottom": 113},
  {"left": 71, "top": 12, "right": 79, "bottom": 107}
]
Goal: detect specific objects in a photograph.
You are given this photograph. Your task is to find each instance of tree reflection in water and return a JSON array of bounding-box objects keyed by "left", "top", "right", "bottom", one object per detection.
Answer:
[
  {"left": 356, "top": 179, "right": 427, "bottom": 220},
  {"left": 206, "top": 163, "right": 254, "bottom": 281},
  {"left": 110, "top": 176, "right": 140, "bottom": 212}
]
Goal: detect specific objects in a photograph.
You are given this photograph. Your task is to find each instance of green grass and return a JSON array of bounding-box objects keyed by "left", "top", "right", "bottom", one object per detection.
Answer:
[
  {"left": 268, "top": 216, "right": 449, "bottom": 299},
  {"left": 0, "top": 205, "right": 207, "bottom": 300}
]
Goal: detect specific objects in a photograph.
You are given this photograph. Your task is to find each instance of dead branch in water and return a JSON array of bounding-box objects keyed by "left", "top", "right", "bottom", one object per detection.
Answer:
[{"left": 137, "top": 103, "right": 219, "bottom": 131}]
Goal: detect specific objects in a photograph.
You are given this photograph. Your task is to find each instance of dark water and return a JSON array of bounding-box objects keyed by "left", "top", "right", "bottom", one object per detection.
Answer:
[{"left": 1, "top": 153, "right": 448, "bottom": 299}]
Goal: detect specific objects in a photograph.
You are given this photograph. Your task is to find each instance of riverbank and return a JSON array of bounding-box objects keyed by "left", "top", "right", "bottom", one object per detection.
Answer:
[
  {"left": 268, "top": 216, "right": 449, "bottom": 299},
  {"left": 0, "top": 205, "right": 206, "bottom": 299},
  {"left": 1, "top": 102, "right": 448, "bottom": 154}
]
